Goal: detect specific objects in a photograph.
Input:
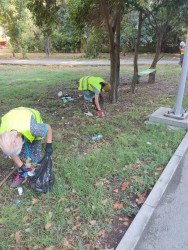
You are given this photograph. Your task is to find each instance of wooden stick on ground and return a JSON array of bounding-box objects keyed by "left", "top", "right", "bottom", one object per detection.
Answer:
[{"left": 0, "top": 166, "right": 17, "bottom": 187}]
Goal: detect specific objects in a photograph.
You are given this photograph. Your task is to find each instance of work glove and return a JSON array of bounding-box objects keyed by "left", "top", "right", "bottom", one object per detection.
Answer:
[
  {"left": 20, "top": 164, "right": 28, "bottom": 173},
  {"left": 98, "top": 110, "right": 104, "bottom": 118},
  {"left": 45, "top": 143, "right": 53, "bottom": 156}
]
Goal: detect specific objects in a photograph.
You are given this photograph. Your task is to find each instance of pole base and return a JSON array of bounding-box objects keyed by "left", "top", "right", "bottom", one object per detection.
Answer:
[{"left": 164, "top": 109, "right": 188, "bottom": 120}]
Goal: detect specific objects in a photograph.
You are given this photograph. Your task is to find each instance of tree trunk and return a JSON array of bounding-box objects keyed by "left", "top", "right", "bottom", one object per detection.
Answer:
[
  {"left": 148, "top": 36, "right": 162, "bottom": 84},
  {"left": 33, "top": 30, "right": 49, "bottom": 57},
  {"left": 14, "top": 38, "right": 25, "bottom": 58},
  {"left": 46, "top": 30, "right": 50, "bottom": 58},
  {"left": 101, "top": 0, "right": 121, "bottom": 103},
  {"left": 131, "top": 12, "right": 143, "bottom": 93},
  {"left": 109, "top": 9, "right": 120, "bottom": 103}
]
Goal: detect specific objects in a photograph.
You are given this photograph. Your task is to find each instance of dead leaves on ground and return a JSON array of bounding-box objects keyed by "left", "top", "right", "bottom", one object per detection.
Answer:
[
  {"left": 136, "top": 192, "right": 147, "bottom": 206},
  {"left": 120, "top": 181, "right": 131, "bottom": 191},
  {"left": 113, "top": 201, "right": 124, "bottom": 210}
]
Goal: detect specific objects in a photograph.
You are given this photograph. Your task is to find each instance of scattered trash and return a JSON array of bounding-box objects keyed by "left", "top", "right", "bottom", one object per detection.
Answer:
[
  {"left": 27, "top": 169, "right": 35, "bottom": 177},
  {"left": 91, "top": 135, "right": 103, "bottom": 141},
  {"left": 62, "top": 97, "right": 68, "bottom": 103},
  {"left": 62, "top": 117, "right": 64, "bottom": 119},
  {"left": 147, "top": 142, "right": 152, "bottom": 145},
  {"left": 61, "top": 96, "right": 74, "bottom": 103},
  {"left": 17, "top": 187, "right": 23, "bottom": 196},
  {"left": 16, "top": 200, "right": 20, "bottom": 204},
  {"left": 57, "top": 91, "right": 63, "bottom": 97}
]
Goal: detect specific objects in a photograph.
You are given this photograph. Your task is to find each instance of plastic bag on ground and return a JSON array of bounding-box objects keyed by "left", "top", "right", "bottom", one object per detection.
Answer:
[{"left": 29, "top": 154, "right": 55, "bottom": 193}]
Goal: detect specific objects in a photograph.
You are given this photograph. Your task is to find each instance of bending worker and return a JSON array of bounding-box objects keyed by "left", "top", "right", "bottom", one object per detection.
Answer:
[
  {"left": 0, "top": 107, "right": 53, "bottom": 188},
  {"left": 179, "top": 41, "right": 185, "bottom": 67},
  {"left": 78, "top": 76, "right": 111, "bottom": 117}
]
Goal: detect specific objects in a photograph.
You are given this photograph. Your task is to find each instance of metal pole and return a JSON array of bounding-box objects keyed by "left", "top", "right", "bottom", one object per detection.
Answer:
[{"left": 165, "top": 31, "right": 188, "bottom": 119}]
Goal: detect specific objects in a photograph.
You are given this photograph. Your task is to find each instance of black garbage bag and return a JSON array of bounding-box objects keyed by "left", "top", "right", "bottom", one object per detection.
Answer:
[{"left": 29, "top": 154, "right": 55, "bottom": 193}]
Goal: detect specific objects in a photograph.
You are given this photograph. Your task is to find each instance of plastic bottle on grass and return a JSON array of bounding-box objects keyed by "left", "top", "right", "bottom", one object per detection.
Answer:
[{"left": 91, "top": 135, "right": 103, "bottom": 141}]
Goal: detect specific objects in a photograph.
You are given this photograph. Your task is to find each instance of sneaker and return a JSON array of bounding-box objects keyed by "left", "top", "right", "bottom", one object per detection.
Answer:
[
  {"left": 84, "top": 111, "right": 93, "bottom": 117},
  {"left": 10, "top": 173, "right": 26, "bottom": 188}
]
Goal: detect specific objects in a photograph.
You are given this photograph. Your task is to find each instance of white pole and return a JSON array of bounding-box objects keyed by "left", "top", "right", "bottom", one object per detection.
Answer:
[{"left": 174, "top": 32, "right": 188, "bottom": 115}]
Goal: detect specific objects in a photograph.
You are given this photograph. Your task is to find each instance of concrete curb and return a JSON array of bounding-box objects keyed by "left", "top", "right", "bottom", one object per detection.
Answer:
[{"left": 116, "top": 131, "right": 188, "bottom": 250}]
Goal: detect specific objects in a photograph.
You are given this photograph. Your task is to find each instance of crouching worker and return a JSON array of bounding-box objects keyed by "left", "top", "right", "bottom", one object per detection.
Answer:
[
  {"left": 0, "top": 107, "right": 53, "bottom": 188},
  {"left": 78, "top": 76, "right": 111, "bottom": 117}
]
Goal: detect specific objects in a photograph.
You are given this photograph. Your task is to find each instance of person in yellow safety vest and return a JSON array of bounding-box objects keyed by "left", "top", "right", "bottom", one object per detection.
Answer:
[
  {"left": 0, "top": 107, "right": 53, "bottom": 188},
  {"left": 78, "top": 76, "right": 111, "bottom": 117},
  {"left": 179, "top": 41, "right": 185, "bottom": 67}
]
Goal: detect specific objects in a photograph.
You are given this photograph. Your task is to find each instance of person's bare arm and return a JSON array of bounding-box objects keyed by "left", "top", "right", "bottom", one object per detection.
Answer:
[
  {"left": 11, "top": 155, "right": 23, "bottom": 168},
  {"left": 46, "top": 124, "right": 52, "bottom": 143},
  {"left": 95, "top": 95, "right": 101, "bottom": 111}
]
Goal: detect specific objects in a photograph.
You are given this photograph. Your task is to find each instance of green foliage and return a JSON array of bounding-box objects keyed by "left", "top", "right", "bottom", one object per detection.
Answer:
[
  {"left": 0, "top": 0, "right": 28, "bottom": 52},
  {"left": 27, "top": 0, "right": 59, "bottom": 34},
  {"left": 51, "top": 5, "right": 81, "bottom": 53}
]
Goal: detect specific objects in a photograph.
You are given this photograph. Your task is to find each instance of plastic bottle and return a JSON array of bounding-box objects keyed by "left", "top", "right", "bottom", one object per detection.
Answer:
[{"left": 91, "top": 135, "right": 103, "bottom": 141}]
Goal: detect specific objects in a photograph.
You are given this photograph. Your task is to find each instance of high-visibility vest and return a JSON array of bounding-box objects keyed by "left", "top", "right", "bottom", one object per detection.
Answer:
[
  {"left": 78, "top": 76, "right": 104, "bottom": 92},
  {"left": 0, "top": 107, "right": 44, "bottom": 142},
  {"left": 180, "top": 47, "right": 185, "bottom": 54}
]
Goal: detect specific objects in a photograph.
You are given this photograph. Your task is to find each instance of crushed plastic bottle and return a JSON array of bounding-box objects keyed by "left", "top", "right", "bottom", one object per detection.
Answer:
[
  {"left": 91, "top": 135, "right": 103, "bottom": 141},
  {"left": 17, "top": 187, "right": 23, "bottom": 196}
]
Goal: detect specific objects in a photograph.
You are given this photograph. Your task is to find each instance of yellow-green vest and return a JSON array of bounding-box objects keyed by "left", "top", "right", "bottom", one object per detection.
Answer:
[
  {"left": 78, "top": 76, "right": 104, "bottom": 92},
  {"left": 181, "top": 48, "right": 185, "bottom": 54},
  {"left": 0, "top": 107, "right": 44, "bottom": 143}
]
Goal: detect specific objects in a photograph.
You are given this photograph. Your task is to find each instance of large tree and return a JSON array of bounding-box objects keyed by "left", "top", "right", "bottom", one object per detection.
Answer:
[
  {"left": 27, "top": 0, "right": 59, "bottom": 57},
  {"left": 69, "top": 0, "right": 129, "bottom": 103},
  {"left": 0, "top": 0, "right": 27, "bottom": 58},
  {"left": 144, "top": 0, "right": 188, "bottom": 83}
]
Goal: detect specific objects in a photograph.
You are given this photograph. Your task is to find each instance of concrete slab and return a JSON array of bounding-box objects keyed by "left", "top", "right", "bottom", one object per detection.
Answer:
[
  {"left": 149, "top": 107, "right": 188, "bottom": 129},
  {"left": 116, "top": 132, "right": 188, "bottom": 250}
]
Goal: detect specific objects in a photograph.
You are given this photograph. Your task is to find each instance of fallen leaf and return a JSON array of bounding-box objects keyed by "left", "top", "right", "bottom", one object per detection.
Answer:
[
  {"left": 101, "top": 199, "right": 108, "bottom": 205},
  {"left": 32, "top": 198, "right": 38, "bottom": 205},
  {"left": 136, "top": 193, "right": 147, "bottom": 205},
  {"left": 23, "top": 216, "right": 29, "bottom": 223},
  {"left": 26, "top": 206, "right": 32, "bottom": 212},
  {"left": 49, "top": 212, "right": 53, "bottom": 219},
  {"left": 58, "top": 197, "right": 65, "bottom": 203},
  {"left": 62, "top": 239, "right": 69, "bottom": 247},
  {"left": 82, "top": 230, "right": 88, "bottom": 236},
  {"left": 95, "top": 181, "right": 103, "bottom": 187},
  {"left": 123, "top": 221, "right": 129, "bottom": 226},
  {"left": 15, "top": 231, "right": 21, "bottom": 244},
  {"left": 121, "top": 182, "right": 131, "bottom": 190},
  {"left": 45, "top": 222, "right": 51, "bottom": 230},
  {"left": 89, "top": 220, "right": 97, "bottom": 226},
  {"left": 98, "top": 229, "right": 105, "bottom": 236},
  {"left": 113, "top": 201, "right": 124, "bottom": 210}
]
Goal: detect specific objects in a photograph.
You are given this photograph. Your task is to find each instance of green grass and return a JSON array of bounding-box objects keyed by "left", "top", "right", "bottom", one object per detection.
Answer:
[{"left": 0, "top": 64, "right": 186, "bottom": 249}]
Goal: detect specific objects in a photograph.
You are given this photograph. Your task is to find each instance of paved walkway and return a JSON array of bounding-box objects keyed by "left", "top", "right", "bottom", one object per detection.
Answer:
[
  {"left": 0, "top": 59, "right": 179, "bottom": 65},
  {"left": 135, "top": 152, "right": 188, "bottom": 250}
]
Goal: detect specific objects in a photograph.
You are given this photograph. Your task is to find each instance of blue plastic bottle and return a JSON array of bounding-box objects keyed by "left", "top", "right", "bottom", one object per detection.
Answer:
[{"left": 91, "top": 135, "right": 103, "bottom": 141}]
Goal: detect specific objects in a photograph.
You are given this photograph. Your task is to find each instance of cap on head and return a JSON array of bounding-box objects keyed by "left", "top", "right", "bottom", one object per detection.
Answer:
[
  {"left": 103, "top": 82, "right": 111, "bottom": 92},
  {"left": 0, "top": 131, "right": 23, "bottom": 156},
  {"left": 180, "top": 41, "right": 185, "bottom": 47}
]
